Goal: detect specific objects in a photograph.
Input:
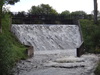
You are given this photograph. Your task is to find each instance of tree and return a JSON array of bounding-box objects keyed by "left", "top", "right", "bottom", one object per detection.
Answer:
[
  {"left": 71, "top": 11, "right": 87, "bottom": 19},
  {"left": 0, "top": 0, "right": 20, "bottom": 33},
  {"left": 71, "top": 11, "right": 86, "bottom": 15},
  {"left": 28, "top": 6, "right": 40, "bottom": 15},
  {"left": 28, "top": 4, "right": 58, "bottom": 24},
  {"left": 0, "top": 0, "right": 3, "bottom": 33},
  {"left": 39, "top": 4, "right": 58, "bottom": 15},
  {"left": 61, "top": 10, "right": 70, "bottom": 16},
  {"left": 94, "top": 0, "right": 98, "bottom": 24},
  {"left": 17, "top": 11, "right": 26, "bottom": 17},
  {"left": 29, "top": 4, "right": 58, "bottom": 15}
]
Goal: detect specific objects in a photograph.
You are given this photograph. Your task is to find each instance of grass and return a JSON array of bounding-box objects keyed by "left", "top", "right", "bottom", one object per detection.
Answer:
[
  {"left": 2, "top": 13, "right": 27, "bottom": 60},
  {"left": 0, "top": 13, "right": 27, "bottom": 75}
]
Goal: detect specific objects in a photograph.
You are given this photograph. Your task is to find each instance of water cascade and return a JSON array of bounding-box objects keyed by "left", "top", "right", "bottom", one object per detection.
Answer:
[{"left": 11, "top": 24, "right": 82, "bottom": 56}]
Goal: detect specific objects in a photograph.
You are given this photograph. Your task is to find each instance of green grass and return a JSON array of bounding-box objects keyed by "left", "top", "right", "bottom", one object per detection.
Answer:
[
  {"left": 0, "top": 13, "right": 27, "bottom": 75},
  {"left": 2, "top": 13, "right": 27, "bottom": 60}
]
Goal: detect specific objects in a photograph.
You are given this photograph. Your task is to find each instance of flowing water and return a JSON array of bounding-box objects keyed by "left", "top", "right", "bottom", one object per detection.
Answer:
[
  {"left": 11, "top": 24, "right": 99, "bottom": 75},
  {"left": 11, "top": 24, "right": 82, "bottom": 56}
]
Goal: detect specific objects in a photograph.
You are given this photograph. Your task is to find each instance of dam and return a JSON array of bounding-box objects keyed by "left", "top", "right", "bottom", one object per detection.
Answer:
[{"left": 11, "top": 24, "right": 83, "bottom": 56}]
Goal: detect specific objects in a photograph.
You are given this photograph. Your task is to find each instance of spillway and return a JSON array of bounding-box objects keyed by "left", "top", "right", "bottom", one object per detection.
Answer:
[{"left": 11, "top": 24, "right": 82, "bottom": 56}]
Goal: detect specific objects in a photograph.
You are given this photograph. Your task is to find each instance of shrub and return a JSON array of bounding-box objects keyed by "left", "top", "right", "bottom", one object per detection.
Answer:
[
  {"left": 0, "top": 12, "right": 26, "bottom": 75},
  {"left": 94, "top": 62, "right": 100, "bottom": 75},
  {"left": 80, "top": 19, "right": 100, "bottom": 53},
  {"left": 0, "top": 35, "right": 14, "bottom": 75}
]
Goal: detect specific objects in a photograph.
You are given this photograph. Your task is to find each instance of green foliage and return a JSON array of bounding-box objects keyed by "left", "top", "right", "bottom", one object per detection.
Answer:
[
  {"left": 28, "top": 6, "right": 40, "bottom": 14},
  {"left": 0, "top": 13, "right": 26, "bottom": 75},
  {"left": 0, "top": 35, "right": 14, "bottom": 75},
  {"left": 71, "top": 11, "right": 87, "bottom": 15},
  {"left": 80, "top": 19, "right": 100, "bottom": 75},
  {"left": 94, "top": 62, "right": 100, "bottom": 75},
  {"left": 4, "top": 0, "right": 20, "bottom": 5},
  {"left": 61, "top": 10, "right": 70, "bottom": 16},
  {"left": 80, "top": 19, "right": 100, "bottom": 53},
  {"left": 71, "top": 11, "right": 87, "bottom": 19},
  {"left": 2, "top": 12, "right": 27, "bottom": 60},
  {"left": 29, "top": 4, "right": 58, "bottom": 15}
]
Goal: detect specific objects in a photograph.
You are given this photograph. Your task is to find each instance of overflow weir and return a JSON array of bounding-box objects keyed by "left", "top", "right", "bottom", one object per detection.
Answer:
[{"left": 11, "top": 24, "right": 84, "bottom": 57}]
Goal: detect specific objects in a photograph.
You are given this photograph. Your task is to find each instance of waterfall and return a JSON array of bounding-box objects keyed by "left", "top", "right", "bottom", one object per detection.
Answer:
[{"left": 11, "top": 24, "right": 82, "bottom": 56}]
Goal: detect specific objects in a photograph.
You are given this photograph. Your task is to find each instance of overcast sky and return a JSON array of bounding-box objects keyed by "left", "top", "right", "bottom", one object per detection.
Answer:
[{"left": 7, "top": 0, "right": 100, "bottom": 14}]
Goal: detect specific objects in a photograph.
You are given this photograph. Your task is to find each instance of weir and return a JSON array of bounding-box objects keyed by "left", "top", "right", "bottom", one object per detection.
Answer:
[{"left": 11, "top": 24, "right": 83, "bottom": 56}]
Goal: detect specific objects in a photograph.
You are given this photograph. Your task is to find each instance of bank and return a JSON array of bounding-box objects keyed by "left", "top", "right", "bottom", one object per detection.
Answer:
[{"left": 0, "top": 13, "right": 27, "bottom": 75}]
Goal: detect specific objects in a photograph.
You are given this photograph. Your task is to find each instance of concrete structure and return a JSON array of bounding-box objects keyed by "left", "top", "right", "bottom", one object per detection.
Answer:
[
  {"left": 25, "top": 45, "right": 34, "bottom": 58},
  {"left": 11, "top": 24, "right": 83, "bottom": 57}
]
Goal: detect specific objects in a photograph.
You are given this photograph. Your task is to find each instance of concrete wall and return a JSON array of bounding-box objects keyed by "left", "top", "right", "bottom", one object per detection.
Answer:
[{"left": 11, "top": 24, "right": 82, "bottom": 56}]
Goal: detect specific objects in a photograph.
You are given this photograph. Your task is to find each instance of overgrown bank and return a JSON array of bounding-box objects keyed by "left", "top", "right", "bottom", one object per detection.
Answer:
[
  {"left": 80, "top": 19, "right": 100, "bottom": 75},
  {"left": 0, "top": 13, "right": 27, "bottom": 75},
  {"left": 80, "top": 19, "right": 100, "bottom": 53}
]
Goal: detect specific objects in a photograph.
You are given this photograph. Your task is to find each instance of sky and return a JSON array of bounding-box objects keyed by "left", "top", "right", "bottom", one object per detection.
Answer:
[{"left": 6, "top": 0, "right": 100, "bottom": 14}]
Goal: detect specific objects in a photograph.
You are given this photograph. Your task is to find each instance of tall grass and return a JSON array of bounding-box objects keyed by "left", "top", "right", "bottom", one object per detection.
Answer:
[{"left": 0, "top": 13, "right": 26, "bottom": 75}]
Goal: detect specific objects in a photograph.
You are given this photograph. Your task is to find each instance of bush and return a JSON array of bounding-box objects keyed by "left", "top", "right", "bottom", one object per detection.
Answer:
[
  {"left": 80, "top": 19, "right": 100, "bottom": 53},
  {"left": 0, "top": 12, "right": 26, "bottom": 75},
  {"left": 0, "top": 35, "right": 14, "bottom": 75},
  {"left": 94, "top": 62, "right": 100, "bottom": 75}
]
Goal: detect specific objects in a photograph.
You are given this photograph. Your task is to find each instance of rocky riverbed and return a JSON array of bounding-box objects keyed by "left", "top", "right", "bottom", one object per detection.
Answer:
[{"left": 13, "top": 52, "right": 100, "bottom": 75}]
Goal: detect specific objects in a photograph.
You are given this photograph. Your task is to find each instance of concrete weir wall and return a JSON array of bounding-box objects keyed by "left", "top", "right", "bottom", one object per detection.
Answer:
[{"left": 11, "top": 24, "right": 82, "bottom": 56}]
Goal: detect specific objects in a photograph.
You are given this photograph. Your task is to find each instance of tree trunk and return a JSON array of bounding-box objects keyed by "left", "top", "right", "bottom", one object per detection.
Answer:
[
  {"left": 94, "top": 0, "right": 98, "bottom": 24},
  {"left": 0, "top": 6, "right": 2, "bottom": 33},
  {"left": 0, "top": 0, "right": 3, "bottom": 33}
]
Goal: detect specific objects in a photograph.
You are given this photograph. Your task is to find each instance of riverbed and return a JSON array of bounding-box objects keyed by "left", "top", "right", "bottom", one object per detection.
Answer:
[{"left": 13, "top": 52, "right": 99, "bottom": 75}]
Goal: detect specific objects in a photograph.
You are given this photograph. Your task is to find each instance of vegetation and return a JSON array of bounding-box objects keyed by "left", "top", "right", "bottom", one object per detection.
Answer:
[
  {"left": 0, "top": 0, "right": 20, "bottom": 33},
  {"left": 94, "top": 62, "right": 100, "bottom": 75},
  {"left": 28, "top": 4, "right": 58, "bottom": 15},
  {"left": 80, "top": 19, "right": 100, "bottom": 75},
  {"left": 80, "top": 19, "right": 100, "bottom": 53},
  {"left": 60, "top": 10, "right": 70, "bottom": 16},
  {"left": 12, "top": 4, "right": 93, "bottom": 24},
  {"left": 0, "top": 12, "right": 26, "bottom": 75},
  {"left": 0, "top": 1, "right": 99, "bottom": 74}
]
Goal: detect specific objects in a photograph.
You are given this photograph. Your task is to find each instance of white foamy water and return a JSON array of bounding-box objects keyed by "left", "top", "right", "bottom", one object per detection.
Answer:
[
  {"left": 11, "top": 24, "right": 82, "bottom": 56},
  {"left": 12, "top": 24, "right": 98, "bottom": 75}
]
